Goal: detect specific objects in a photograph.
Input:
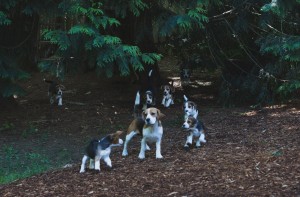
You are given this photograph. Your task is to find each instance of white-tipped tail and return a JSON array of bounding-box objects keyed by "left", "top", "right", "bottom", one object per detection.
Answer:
[
  {"left": 183, "top": 95, "right": 188, "bottom": 102},
  {"left": 148, "top": 69, "right": 153, "bottom": 77},
  {"left": 135, "top": 91, "right": 140, "bottom": 105}
]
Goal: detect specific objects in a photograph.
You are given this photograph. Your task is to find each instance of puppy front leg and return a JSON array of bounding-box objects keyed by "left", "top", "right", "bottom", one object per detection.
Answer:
[
  {"left": 80, "top": 155, "right": 89, "bottom": 173},
  {"left": 138, "top": 138, "right": 147, "bottom": 159},
  {"left": 184, "top": 133, "right": 193, "bottom": 148},
  {"left": 166, "top": 99, "right": 172, "bottom": 108},
  {"left": 155, "top": 140, "right": 163, "bottom": 159},
  {"left": 94, "top": 157, "right": 101, "bottom": 171},
  {"left": 161, "top": 97, "right": 166, "bottom": 105},
  {"left": 103, "top": 156, "right": 112, "bottom": 168}
]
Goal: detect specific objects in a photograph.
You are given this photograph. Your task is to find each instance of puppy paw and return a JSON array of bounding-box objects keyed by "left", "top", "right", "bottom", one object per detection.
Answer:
[
  {"left": 95, "top": 168, "right": 100, "bottom": 172},
  {"left": 156, "top": 155, "right": 163, "bottom": 159},
  {"left": 138, "top": 154, "right": 145, "bottom": 159},
  {"left": 79, "top": 169, "right": 85, "bottom": 173},
  {"left": 122, "top": 151, "right": 128, "bottom": 157}
]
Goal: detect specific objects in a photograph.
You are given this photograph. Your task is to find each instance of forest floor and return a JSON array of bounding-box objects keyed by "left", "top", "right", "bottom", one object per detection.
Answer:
[{"left": 0, "top": 57, "right": 300, "bottom": 196}]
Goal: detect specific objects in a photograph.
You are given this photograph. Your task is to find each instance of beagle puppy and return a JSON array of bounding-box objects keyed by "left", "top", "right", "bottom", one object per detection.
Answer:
[
  {"left": 161, "top": 82, "right": 175, "bottom": 108},
  {"left": 122, "top": 107, "right": 165, "bottom": 159},
  {"left": 133, "top": 90, "right": 155, "bottom": 118},
  {"left": 182, "top": 116, "right": 206, "bottom": 149},
  {"left": 44, "top": 79, "right": 65, "bottom": 106},
  {"left": 79, "top": 131, "right": 123, "bottom": 173},
  {"left": 183, "top": 95, "right": 198, "bottom": 120}
]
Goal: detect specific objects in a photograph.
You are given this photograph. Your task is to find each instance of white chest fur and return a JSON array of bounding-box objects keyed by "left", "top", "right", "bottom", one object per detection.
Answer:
[
  {"left": 139, "top": 121, "right": 164, "bottom": 159},
  {"left": 143, "top": 124, "right": 163, "bottom": 143}
]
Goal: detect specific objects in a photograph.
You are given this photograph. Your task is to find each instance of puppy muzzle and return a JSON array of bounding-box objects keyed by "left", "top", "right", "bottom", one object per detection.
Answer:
[{"left": 182, "top": 123, "right": 189, "bottom": 129}]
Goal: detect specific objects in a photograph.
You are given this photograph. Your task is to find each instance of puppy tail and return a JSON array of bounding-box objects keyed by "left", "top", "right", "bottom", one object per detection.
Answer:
[
  {"left": 134, "top": 91, "right": 140, "bottom": 105},
  {"left": 133, "top": 91, "right": 140, "bottom": 118},
  {"left": 148, "top": 69, "right": 153, "bottom": 77},
  {"left": 183, "top": 95, "right": 188, "bottom": 102}
]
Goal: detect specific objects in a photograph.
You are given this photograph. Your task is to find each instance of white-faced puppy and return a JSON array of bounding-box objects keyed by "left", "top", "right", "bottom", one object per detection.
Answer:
[
  {"left": 161, "top": 83, "right": 175, "bottom": 108},
  {"left": 183, "top": 95, "right": 198, "bottom": 120},
  {"left": 133, "top": 90, "right": 156, "bottom": 118},
  {"left": 79, "top": 131, "right": 123, "bottom": 173},
  {"left": 182, "top": 116, "right": 206, "bottom": 149},
  {"left": 139, "top": 107, "right": 165, "bottom": 159},
  {"left": 44, "top": 79, "right": 65, "bottom": 106},
  {"left": 122, "top": 108, "right": 165, "bottom": 159}
]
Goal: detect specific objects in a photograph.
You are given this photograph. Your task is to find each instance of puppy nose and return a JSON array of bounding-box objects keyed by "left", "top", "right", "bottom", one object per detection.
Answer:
[
  {"left": 147, "top": 100, "right": 151, "bottom": 104},
  {"left": 182, "top": 124, "right": 185, "bottom": 128},
  {"left": 185, "top": 110, "right": 188, "bottom": 112},
  {"left": 146, "top": 118, "right": 150, "bottom": 122}
]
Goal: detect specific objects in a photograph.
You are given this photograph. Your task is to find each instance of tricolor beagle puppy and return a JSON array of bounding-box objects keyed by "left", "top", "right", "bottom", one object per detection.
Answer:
[
  {"left": 122, "top": 107, "right": 165, "bottom": 159},
  {"left": 161, "top": 82, "right": 175, "bottom": 108},
  {"left": 79, "top": 131, "right": 123, "bottom": 173},
  {"left": 182, "top": 116, "right": 206, "bottom": 149},
  {"left": 44, "top": 79, "right": 65, "bottom": 106},
  {"left": 183, "top": 95, "right": 198, "bottom": 120},
  {"left": 133, "top": 89, "right": 155, "bottom": 116}
]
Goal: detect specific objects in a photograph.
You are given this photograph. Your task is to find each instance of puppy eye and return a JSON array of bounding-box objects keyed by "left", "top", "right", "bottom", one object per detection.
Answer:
[{"left": 151, "top": 112, "right": 155, "bottom": 116}]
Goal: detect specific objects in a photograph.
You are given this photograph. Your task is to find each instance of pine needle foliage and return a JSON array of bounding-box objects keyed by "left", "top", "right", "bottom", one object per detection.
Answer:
[{"left": 38, "top": 0, "right": 161, "bottom": 79}]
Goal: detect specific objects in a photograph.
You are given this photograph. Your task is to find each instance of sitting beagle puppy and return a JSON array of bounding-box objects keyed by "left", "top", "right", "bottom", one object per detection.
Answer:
[
  {"left": 122, "top": 107, "right": 165, "bottom": 159},
  {"left": 183, "top": 95, "right": 198, "bottom": 120},
  {"left": 161, "top": 82, "right": 175, "bottom": 108},
  {"left": 44, "top": 79, "right": 65, "bottom": 106},
  {"left": 79, "top": 131, "right": 123, "bottom": 173},
  {"left": 182, "top": 116, "right": 206, "bottom": 149},
  {"left": 133, "top": 90, "right": 155, "bottom": 118}
]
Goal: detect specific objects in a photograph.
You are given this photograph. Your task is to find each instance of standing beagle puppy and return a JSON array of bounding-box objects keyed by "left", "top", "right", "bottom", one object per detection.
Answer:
[
  {"left": 80, "top": 131, "right": 123, "bottom": 173},
  {"left": 182, "top": 116, "right": 206, "bottom": 149},
  {"left": 122, "top": 107, "right": 165, "bottom": 159}
]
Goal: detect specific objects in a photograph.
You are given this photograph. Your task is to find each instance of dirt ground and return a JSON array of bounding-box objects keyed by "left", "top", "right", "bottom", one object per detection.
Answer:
[{"left": 0, "top": 57, "right": 300, "bottom": 196}]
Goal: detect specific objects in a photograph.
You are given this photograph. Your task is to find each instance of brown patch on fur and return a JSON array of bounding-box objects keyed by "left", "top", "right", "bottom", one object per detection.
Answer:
[
  {"left": 127, "top": 118, "right": 144, "bottom": 135},
  {"left": 111, "top": 130, "right": 123, "bottom": 144}
]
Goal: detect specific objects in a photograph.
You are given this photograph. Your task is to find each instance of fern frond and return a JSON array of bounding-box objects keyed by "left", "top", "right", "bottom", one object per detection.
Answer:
[
  {"left": 68, "top": 25, "right": 96, "bottom": 36},
  {"left": 42, "top": 30, "right": 70, "bottom": 50},
  {"left": 0, "top": 11, "right": 11, "bottom": 25}
]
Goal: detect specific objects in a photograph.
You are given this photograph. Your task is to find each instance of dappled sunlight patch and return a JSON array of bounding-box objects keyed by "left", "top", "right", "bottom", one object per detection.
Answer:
[
  {"left": 264, "top": 104, "right": 287, "bottom": 109},
  {"left": 241, "top": 111, "right": 257, "bottom": 116},
  {"left": 195, "top": 80, "right": 212, "bottom": 86},
  {"left": 287, "top": 108, "right": 300, "bottom": 114},
  {"left": 270, "top": 112, "right": 282, "bottom": 117}
]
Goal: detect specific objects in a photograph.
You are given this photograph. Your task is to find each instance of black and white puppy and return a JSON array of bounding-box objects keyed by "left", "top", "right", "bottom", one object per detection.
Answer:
[
  {"left": 80, "top": 131, "right": 123, "bottom": 173},
  {"left": 44, "top": 79, "right": 65, "bottom": 106},
  {"left": 183, "top": 95, "right": 198, "bottom": 120},
  {"left": 161, "top": 82, "right": 175, "bottom": 108},
  {"left": 182, "top": 116, "right": 206, "bottom": 149}
]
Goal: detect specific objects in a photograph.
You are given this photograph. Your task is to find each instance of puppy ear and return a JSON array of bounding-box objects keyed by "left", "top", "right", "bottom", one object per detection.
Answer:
[
  {"left": 157, "top": 109, "right": 165, "bottom": 119},
  {"left": 142, "top": 110, "right": 147, "bottom": 119},
  {"left": 111, "top": 130, "right": 123, "bottom": 144},
  {"left": 115, "top": 130, "right": 123, "bottom": 136}
]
